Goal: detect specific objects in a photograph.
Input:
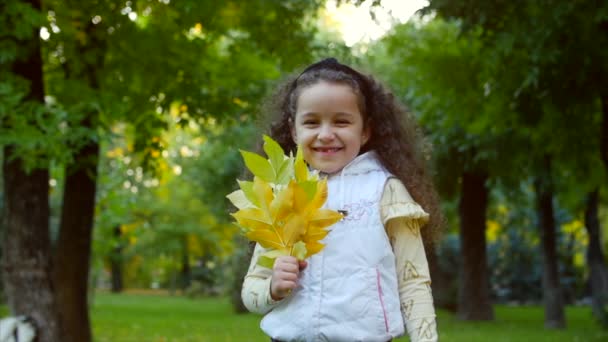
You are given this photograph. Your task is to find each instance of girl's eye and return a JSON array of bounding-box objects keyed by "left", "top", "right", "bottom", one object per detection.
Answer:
[
  {"left": 303, "top": 120, "right": 318, "bottom": 126},
  {"left": 335, "top": 120, "right": 350, "bottom": 126}
]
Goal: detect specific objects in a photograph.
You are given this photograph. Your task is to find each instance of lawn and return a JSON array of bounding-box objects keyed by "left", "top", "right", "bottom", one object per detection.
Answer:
[
  {"left": 91, "top": 291, "right": 266, "bottom": 342},
  {"left": 2, "top": 292, "right": 606, "bottom": 341},
  {"left": 89, "top": 291, "right": 608, "bottom": 342}
]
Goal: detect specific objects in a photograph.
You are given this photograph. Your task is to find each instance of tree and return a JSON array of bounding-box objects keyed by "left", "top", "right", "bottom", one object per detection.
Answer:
[
  {"left": 424, "top": 0, "right": 608, "bottom": 327},
  {"left": 0, "top": 1, "right": 64, "bottom": 341}
]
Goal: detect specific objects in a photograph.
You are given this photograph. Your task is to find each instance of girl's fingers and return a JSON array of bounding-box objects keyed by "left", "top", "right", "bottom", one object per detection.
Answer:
[
  {"left": 278, "top": 280, "right": 297, "bottom": 290},
  {"left": 271, "top": 278, "right": 297, "bottom": 300},
  {"left": 271, "top": 256, "right": 306, "bottom": 299},
  {"left": 276, "top": 263, "right": 298, "bottom": 274},
  {"left": 279, "top": 271, "right": 297, "bottom": 282},
  {"left": 274, "top": 256, "right": 300, "bottom": 273}
]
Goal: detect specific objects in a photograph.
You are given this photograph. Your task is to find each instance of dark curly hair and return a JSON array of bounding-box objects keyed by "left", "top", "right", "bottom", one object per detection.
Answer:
[{"left": 259, "top": 58, "right": 443, "bottom": 241}]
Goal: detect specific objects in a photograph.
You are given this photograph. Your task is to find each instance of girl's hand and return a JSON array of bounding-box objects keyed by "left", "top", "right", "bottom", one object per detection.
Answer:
[{"left": 270, "top": 256, "right": 307, "bottom": 300}]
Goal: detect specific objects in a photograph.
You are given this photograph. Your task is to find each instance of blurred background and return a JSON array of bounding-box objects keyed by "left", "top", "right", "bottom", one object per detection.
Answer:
[{"left": 1, "top": 0, "right": 607, "bottom": 341}]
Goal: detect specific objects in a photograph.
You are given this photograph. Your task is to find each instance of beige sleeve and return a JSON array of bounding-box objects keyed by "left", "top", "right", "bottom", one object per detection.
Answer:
[
  {"left": 241, "top": 243, "right": 282, "bottom": 314},
  {"left": 381, "top": 178, "right": 438, "bottom": 342}
]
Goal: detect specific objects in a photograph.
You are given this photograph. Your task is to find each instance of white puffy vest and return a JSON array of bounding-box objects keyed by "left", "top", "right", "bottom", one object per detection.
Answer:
[{"left": 261, "top": 152, "right": 404, "bottom": 342}]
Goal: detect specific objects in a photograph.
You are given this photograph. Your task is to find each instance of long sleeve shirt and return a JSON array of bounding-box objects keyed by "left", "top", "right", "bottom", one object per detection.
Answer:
[{"left": 242, "top": 178, "right": 438, "bottom": 342}]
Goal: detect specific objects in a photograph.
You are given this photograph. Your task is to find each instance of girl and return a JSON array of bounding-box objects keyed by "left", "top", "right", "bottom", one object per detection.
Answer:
[{"left": 242, "top": 58, "right": 441, "bottom": 342}]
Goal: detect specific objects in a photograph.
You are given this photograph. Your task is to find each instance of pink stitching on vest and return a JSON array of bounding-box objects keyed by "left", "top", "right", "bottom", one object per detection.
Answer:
[
  {"left": 376, "top": 268, "right": 390, "bottom": 333},
  {"left": 342, "top": 200, "right": 375, "bottom": 221}
]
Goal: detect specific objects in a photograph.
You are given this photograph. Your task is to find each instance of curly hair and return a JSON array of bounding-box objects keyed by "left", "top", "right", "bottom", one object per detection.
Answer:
[{"left": 259, "top": 58, "right": 444, "bottom": 241}]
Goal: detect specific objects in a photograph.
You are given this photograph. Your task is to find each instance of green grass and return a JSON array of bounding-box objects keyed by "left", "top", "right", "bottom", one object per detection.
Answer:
[
  {"left": 90, "top": 292, "right": 608, "bottom": 342},
  {"left": 3, "top": 292, "right": 606, "bottom": 341},
  {"left": 434, "top": 305, "right": 607, "bottom": 342},
  {"left": 91, "top": 292, "right": 267, "bottom": 342}
]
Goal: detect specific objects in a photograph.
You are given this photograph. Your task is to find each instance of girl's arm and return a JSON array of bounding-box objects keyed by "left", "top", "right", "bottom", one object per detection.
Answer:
[
  {"left": 381, "top": 178, "right": 438, "bottom": 342},
  {"left": 241, "top": 243, "right": 281, "bottom": 314}
]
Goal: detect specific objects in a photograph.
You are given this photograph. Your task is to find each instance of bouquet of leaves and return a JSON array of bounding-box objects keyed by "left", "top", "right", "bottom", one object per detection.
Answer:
[{"left": 227, "top": 135, "right": 343, "bottom": 268}]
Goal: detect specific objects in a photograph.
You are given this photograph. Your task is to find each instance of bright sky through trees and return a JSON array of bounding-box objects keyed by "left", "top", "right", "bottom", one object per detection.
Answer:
[{"left": 326, "top": 0, "right": 428, "bottom": 46}]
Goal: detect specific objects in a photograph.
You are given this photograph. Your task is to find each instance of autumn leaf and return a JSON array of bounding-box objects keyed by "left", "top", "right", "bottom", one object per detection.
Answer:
[
  {"left": 294, "top": 147, "right": 308, "bottom": 182},
  {"left": 227, "top": 135, "right": 343, "bottom": 267},
  {"left": 241, "top": 150, "right": 274, "bottom": 182}
]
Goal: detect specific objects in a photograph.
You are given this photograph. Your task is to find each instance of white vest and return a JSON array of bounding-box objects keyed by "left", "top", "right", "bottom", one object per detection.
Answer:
[{"left": 261, "top": 151, "right": 404, "bottom": 342}]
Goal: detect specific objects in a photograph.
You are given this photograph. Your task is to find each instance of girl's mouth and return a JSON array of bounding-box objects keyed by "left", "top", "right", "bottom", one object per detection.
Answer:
[{"left": 313, "top": 147, "right": 342, "bottom": 153}]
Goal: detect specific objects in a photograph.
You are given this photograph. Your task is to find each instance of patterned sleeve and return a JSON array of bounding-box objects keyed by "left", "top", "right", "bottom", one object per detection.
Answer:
[
  {"left": 241, "top": 243, "right": 282, "bottom": 314},
  {"left": 381, "top": 178, "right": 438, "bottom": 342}
]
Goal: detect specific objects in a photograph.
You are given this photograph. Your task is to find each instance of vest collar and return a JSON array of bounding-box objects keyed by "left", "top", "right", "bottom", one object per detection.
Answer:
[
  {"left": 322, "top": 150, "right": 382, "bottom": 178},
  {"left": 319, "top": 150, "right": 383, "bottom": 210}
]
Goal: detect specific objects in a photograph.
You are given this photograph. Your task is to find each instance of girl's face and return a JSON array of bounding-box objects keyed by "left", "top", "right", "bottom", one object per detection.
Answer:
[{"left": 291, "top": 81, "right": 370, "bottom": 174}]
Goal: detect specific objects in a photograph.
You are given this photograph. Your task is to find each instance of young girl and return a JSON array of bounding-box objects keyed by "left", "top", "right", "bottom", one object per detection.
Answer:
[{"left": 242, "top": 58, "right": 441, "bottom": 342}]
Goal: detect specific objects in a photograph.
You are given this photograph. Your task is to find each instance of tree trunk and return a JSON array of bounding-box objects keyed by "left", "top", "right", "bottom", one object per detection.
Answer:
[
  {"left": 584, "top": 189, "right": 608, "bottom": 326},
  {"left": 110, "top": 225, "right": 123, "bottom": 293},
  {"left": 600, "top": 90, "right": 608, "bottom": 169},
  {"left": 0, "top": 149, "right": 4, "bottom": 303},
  {"left": 53, "top": 121, "right": 99, "bottom": 342},
  {"left": 232, "top": 237, "right": 254, "bottom": 313},
  {"left": 426, "top": 239, "right": 457, "bottom": 312},
  {"left": 457, "top": 171, "right": 494, "bottom": 320},
  {"left": 180, "top": 237, "right": 191, "bottom": 290},
  {"left": 2, "top": 149, "right": 64, "bottom": 342},
  {"left": 534, "top": 155, "right": 565, "bottom": 329},
  {"left": 1, "top": 0, "right": 65, "bottom": 338},
  {"left": 51, "top": 16, "right": 105, "bottom": 341}
]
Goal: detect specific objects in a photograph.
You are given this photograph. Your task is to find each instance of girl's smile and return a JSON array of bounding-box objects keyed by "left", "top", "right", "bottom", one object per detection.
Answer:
[
  {"left": 291, "top": 81, "right": 369, "bottom": 174},
  {"left": 312, "top": 146, "right": 342, "bottom": 154}
]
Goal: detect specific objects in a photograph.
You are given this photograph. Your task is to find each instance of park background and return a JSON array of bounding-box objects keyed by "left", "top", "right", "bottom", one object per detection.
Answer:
[{"left": 1, "top": 0, "right": 608, "bottom": 341}]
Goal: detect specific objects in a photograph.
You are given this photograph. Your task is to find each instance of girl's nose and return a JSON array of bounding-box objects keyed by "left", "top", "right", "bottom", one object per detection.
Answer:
[{"left": 317, "top": 124, "right": 335, "bottom": 141}]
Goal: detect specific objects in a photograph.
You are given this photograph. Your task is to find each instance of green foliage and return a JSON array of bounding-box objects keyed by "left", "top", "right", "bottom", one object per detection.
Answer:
[
  {"left": 371, "top": 2, "right": 606, "bottom": 198},
  {"left": 424, "top": 0, "right": 607, "bottom": 179},
  {"left": 15, "top": 0, "right": 336, "bottom": 293},
  {"left": 369, "top": 3, "right": 607, "bottom": 275},
  {"left": 186, "top": 121, "right": 257, "bottom": 222},
  {"left": 0, "top": 0, "right": 330, "bottom": 173},
  {"left": 420, "top": 1, "right": 608, "bottom": 324},
  {"left": 92, "top": 117, "right": 262, "bottom": 291},
  {"left": 366, "top": 18, "right": 521, "bottom": 200},
  {"left": 0, "top": 0, "right": 101, "bottom": 170},
  {"left": 0, "top": 0, "right": 44, "bottom": 62},
  {"left": 0, "top": 69, "right": 80, "bottom": 172}
]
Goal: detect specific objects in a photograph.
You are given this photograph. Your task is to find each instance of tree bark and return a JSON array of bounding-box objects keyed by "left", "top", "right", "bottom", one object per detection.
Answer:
[
  {"left": 232, "top": 237, "right": 254, "bottom": 313},
  {"left": 53, "top": 124, "right": 99, "bottom": 342},
  {"left": 584, "top": 189, "right": 608, "bottom": 326},
  {"left": 180, "top": 237, "right": 191, "bottom": 290},
  {"left": 457, "top": 171, "right": 494, "bottom": 320},
  {"left": 51, "top": 16, "right": 105, "bottom": 341},
  {"left": 110, "top": 225, "right": 123, "bottom": 293},
  {"left": 534, "top": 155, "right": 566, "bottom": 329},
  {"left": 2, "top": 150, "right": 64, "bottom": 342},
  {"left": 426, "top": 239, "right": 457, "bottom": 312},
  {"left": 600, "top": 89, "right": 608, "bottom": 169},
  {"left": 0, "top": 1, "right": 65, "bottom": 339}
]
